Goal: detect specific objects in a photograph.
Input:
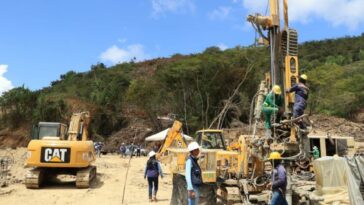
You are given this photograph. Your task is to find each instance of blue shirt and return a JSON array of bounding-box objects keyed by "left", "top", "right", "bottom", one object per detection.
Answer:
[
  {"left": 272, "top": 164, "right": 287, "bottom": 192},
  {"left": 144, "top": 160, "right": 164, "bottom": 178},
  {"left": 288, "top": 83, "right": 309, "bottom": 107}
]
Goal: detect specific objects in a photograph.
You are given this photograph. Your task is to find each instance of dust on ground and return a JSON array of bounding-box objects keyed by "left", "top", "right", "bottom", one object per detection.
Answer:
[{"left": 0, "top": 148, "right": 172, "bottom": 205}]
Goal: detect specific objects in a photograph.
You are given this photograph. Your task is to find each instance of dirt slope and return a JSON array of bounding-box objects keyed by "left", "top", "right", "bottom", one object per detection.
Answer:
[{"left": 0, "top": 148, "right": 172, "bottom": 205}]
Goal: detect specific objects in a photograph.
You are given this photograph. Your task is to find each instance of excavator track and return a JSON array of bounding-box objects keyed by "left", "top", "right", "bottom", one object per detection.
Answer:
[
  {"left": 25, "top": 168, "right": 44, "bottom": 189},
  {"left": 76, "top": 165, "right": 96, "bottom": 188}
]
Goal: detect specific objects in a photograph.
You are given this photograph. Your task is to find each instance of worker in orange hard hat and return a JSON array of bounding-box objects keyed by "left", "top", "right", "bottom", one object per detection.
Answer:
[
  {"left": 267, "top": 152, "right": 288, "bottom": 205},
  {"left": 286, "top": 74, "right": 309, "bottom": 129},
  {"left": 262, "top": 85, "right": 284, "bottom": 133}
]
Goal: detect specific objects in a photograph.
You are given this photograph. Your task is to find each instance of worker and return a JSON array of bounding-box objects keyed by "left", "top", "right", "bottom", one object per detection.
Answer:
[
  {"left": 136, "top": 145, "right": 141, "bottom": 157},
  {"left": 119, "top": 143, "right": 126, "bottom": 158},
  {"left": 262, "top": 85, "right": 284, "bottom": 134},
  {"left": 186, "top": 142, "right": 203, "bottom": 205},
  {"left": 286, "top": 74, "right": 309, "bottom": 128},
  {"left": 95, "top": 142, "right": 102, "bottom": 158},
  {"left": 312, "top": 146, "right": 320, "bottom": 159},
  {"left": 144, "top": 151, "right": 164, "bottom": 202},
  {"left": 268, "top": 152, "right": 288, "bottom": 205},
  {"left": 130, "top": 143, "right": 135, "bottom": 158}
]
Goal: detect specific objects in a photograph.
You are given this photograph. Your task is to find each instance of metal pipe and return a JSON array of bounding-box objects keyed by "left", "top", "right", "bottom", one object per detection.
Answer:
[
  {"left": 285, "top": 167, "right": 292, "bottom": 205},
  {"left": 283, "top": 0, "right": 289, "bottom": 29}
]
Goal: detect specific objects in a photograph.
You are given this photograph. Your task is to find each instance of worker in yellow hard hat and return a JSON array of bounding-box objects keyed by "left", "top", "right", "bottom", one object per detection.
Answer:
[
  {"left": 262, "top": 85, "right": 284, "bottom": 133},
  {"left": 286, "top": 74, "right": 309, "bottom": 129},
  {"left": 267, "top": 152, "right": 288, "bottom": 205}
]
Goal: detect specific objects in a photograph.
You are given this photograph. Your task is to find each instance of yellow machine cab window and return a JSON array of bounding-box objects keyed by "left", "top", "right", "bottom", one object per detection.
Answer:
[{"left": 195, "top": 130, "right": 226, "bottom": 150}]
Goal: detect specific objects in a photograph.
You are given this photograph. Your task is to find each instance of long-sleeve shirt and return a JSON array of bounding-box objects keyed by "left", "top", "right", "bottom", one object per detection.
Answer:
[
  {"left": 272, "top": 164, "right": 287, "bottom": 192},
  {"left": 185, "top": 158, "right": 194, "bottom": 191},
  {"left": 263, "top": 92, "right": 283, "bottom": 108},
  {"left": 144, "top": 161, "right": 164, "bottom": 178},
  {"left": 287, "top": 83, "right": 309, "bottom": 107}
]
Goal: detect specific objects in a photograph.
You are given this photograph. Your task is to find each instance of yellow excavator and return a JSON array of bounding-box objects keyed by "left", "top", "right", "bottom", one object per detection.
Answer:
[{"left": 25, "top": 111, "right": 96, "bottom": 188}]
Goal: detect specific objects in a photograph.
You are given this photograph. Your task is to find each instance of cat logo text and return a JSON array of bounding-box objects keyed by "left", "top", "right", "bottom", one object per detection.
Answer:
[{"left": 41, "top": 147, "right": 71, "bottom": 163}]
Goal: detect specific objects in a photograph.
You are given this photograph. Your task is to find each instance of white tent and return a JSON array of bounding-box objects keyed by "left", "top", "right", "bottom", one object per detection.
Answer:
[{"left": 144, "top": 128, "right": 193, "bottom": 141}]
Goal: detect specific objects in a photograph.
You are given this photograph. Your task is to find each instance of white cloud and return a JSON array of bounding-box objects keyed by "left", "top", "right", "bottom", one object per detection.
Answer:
[
  {"left": 151, "top": 0, "right": 195, "bottom": 16},
  {"left": 208, "top": 7, "right": 231, "bottom": 20},
  {"left": 100, "top": 44, "right": 151, "bottom": 64},
  {"left": 243, "top": 0, "right": 364, "bottom": 29},
  {"left": 0, "top": 64, "right": 14, "bottom": 95},
  {"left": 217, "top": 43, "right": 228, "bottom": 51}
]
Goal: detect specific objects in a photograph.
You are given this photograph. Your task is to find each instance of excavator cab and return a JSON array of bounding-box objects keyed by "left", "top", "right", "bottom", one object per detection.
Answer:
[
  {"left": 195, "top": 130, "right": 226, "bottom": 150},
  {"left": 31, "top": 122, "right": 67, "bottom": 140}
]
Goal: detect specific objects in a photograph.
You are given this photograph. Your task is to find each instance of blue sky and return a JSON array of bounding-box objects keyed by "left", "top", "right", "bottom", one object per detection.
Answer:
[{"left": 0, "top": 0, "right": 364, "bottom": 93}]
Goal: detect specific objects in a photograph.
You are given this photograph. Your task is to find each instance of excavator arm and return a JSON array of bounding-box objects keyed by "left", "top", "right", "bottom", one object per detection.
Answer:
[
  {"left": 68, "top": 112, "right": 91, "bottom": 141},
  {"left": 156, "top": 120, "right": 187, "bottom": 160}
]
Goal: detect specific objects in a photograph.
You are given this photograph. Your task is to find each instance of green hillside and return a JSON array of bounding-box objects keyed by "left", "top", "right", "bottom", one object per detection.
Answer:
[{"left": 1, "top": 34, "right": 364, "bottom": 140}]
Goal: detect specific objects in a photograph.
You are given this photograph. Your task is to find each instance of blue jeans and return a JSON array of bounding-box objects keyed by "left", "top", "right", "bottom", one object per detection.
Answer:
[
  {"left": 147, "top": 177, "right": 159, "bottom": 199},
  {"left": 188, "top": 186, "right": 200, "bottom": 205},
  {"left": 271, "top": 190, "right": 288, "bottom": 205},
  {"left": 293, "top": 104, "right": 304, "bottom": 118}
]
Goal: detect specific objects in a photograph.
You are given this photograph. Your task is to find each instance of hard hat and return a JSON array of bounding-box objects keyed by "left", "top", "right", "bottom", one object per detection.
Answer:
[
  {"left": 268, "top": 152, "right": 282, "bottom": 160},
  {"left": 148, "top": 151, "right": 156, "bottom": 158},
  {"left": 272, "top": 85, "right": 282, "bottom": 95},
  {"left": 313, "top": 146, "right": 318, "bottom": 150},
  {"left": 188, "top": 142, "right": 200, "bottom": 152},
  {"left": 300, "top": 74, "right": 308, "bottom": 81}
]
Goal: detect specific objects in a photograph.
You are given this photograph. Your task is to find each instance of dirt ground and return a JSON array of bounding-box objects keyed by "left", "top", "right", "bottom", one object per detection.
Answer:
[{"left": 0, "top": 148, "right": 172, "bottom": 205}]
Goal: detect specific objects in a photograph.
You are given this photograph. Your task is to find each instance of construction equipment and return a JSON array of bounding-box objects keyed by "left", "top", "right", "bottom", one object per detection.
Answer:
[
  {"left": 148, "top": 120, "right": 233, "bottom": 204},
  {"left": 156, "top": 1, "right": 358, "bottom": 204},
  {"left": 208, "top": 0, "right": 311, "bottom": 203},
  {"left": 222, "top": 0, "right": 359, "bottom": 204},
  {"left": 25, "top": 111, "right": 96, "bottom": 188}
]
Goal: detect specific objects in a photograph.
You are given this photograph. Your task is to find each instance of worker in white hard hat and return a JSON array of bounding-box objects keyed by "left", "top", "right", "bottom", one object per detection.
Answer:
[
  {"left": 185, "top": 141, "right": 202, "bottom": 205},
  {"left": 262, "top": 85, "right": 284, "bottom": 133},
  {"left": 144, "top": 151, "right": 164, "bottom": 202},
  {"left": 286, "top": 74, "right": 309, "bottom": 129}
]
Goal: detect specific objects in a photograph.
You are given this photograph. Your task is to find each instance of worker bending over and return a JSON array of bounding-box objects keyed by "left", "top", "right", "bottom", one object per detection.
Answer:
[
  {"left": 185, "top": 142, "right": 203, "bottom": 205},
  {"left": 262, "top": 85, "right": 284, "bottom": 135},
  {"left": 268, "top": 152, "right": 288, "bottom": 205},
  {"left": 286, "top": 74, "right": 309, "bottom": 128}
]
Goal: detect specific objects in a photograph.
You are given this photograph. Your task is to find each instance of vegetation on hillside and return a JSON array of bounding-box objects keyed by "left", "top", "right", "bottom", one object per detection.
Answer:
[{"left": 1, "top": 34, "right": 364, "bottom": 139}]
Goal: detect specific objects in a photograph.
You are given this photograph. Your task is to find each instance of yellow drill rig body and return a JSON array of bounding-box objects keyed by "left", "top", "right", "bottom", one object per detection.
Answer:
[{"left": 25, "top": 111, "right": 96, "bottom": 189}]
